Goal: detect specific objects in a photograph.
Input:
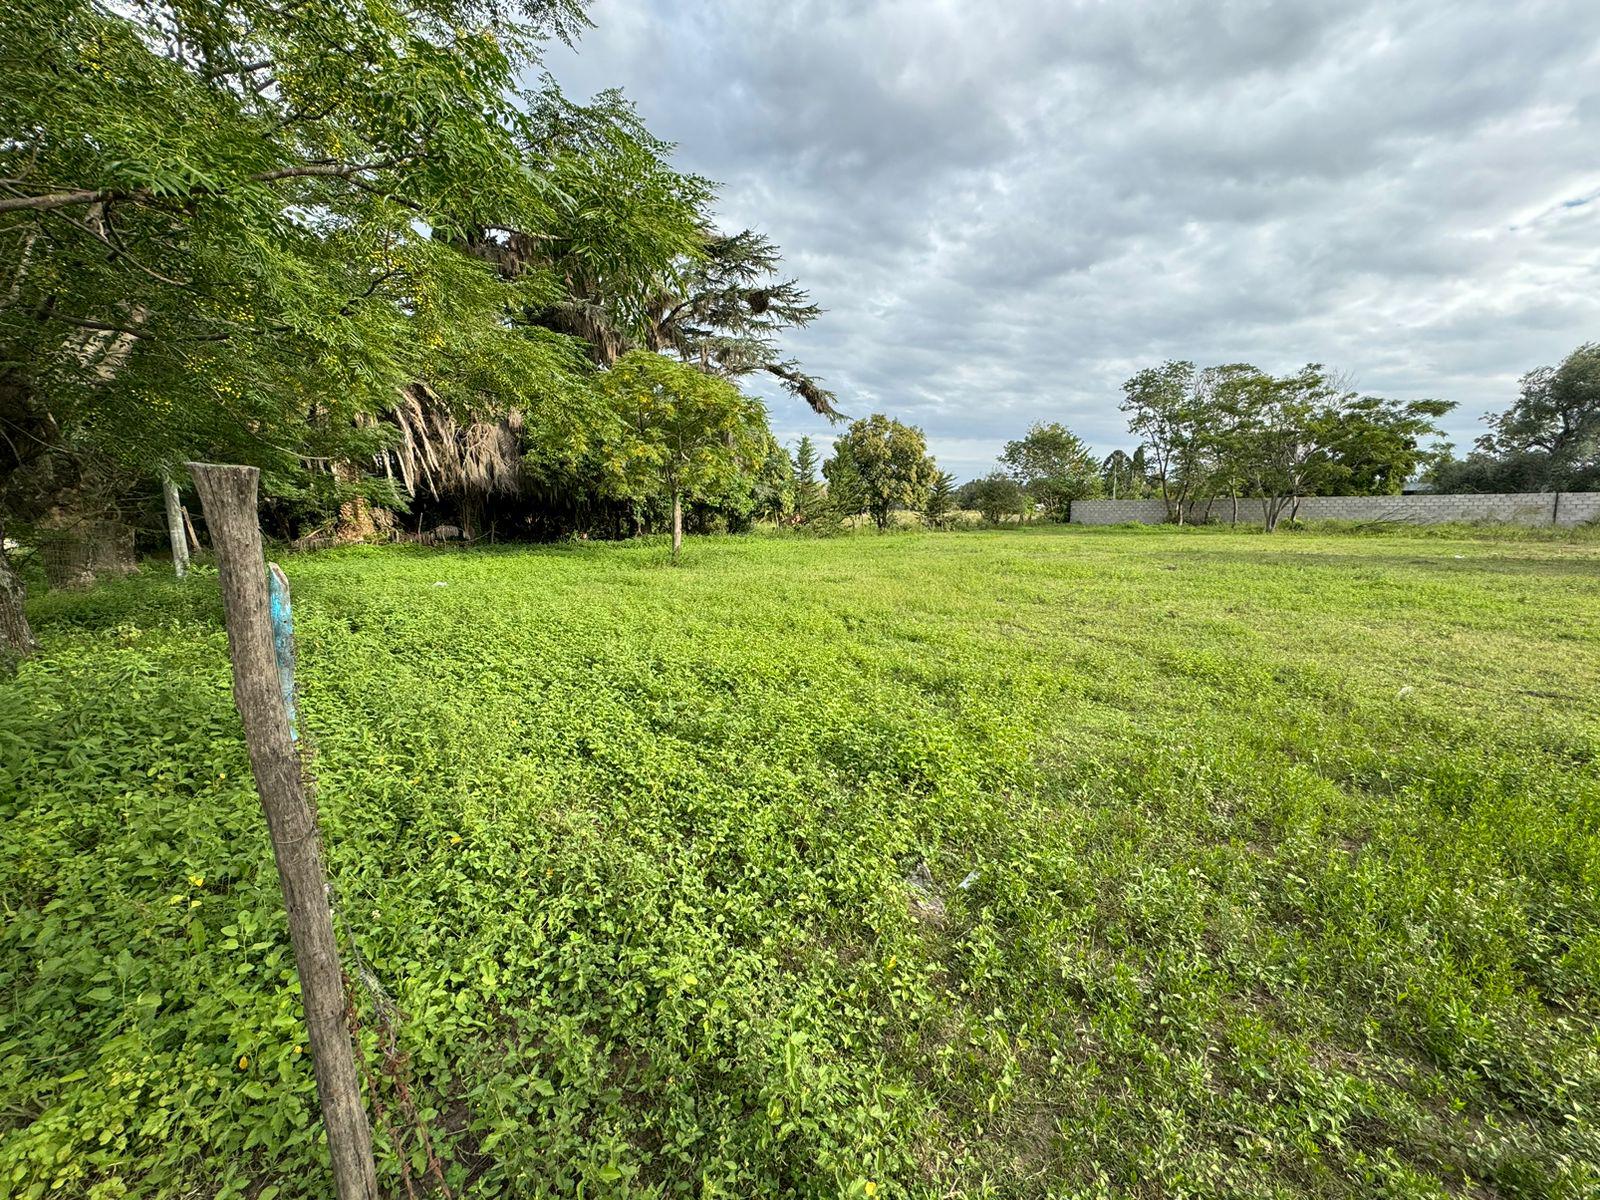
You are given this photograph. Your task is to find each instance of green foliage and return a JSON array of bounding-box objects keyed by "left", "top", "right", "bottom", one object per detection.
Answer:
[
  {"left": 5, "top": 528, "right": 1600, "bottom": 1197},
  {"left": 0, "top": 0, "right": 604, "bottom": 520},
  {"left": 1210, "top": 365, "right": 1454, "bottom": 529},
  {"left": 963, "top": 472, "right": 1026, "bottom": 525},
  {"left": 1119, "top": 360, "right": 1216, "bottom": 519},
  {"left": 0, "top": 0, "right": 830, "bottom": 557},
  {"left": 823, "top": 415, "right": 938, "bottom": 532},
  {"left": 820, "top": 448, "right": 866, "bottom": 524},
  {"left": 922, "top": 470, "right": 957, "bottom": 529},
  {"left": 791, "top": 436, "right": 824, "bottom": 524},
  {"left": 1120, "top": 361, "right": 1454, "bottom": 529},
  {"left": 640, "top": 229, "right": 835, "bottom": 416},
  {"left": 1099, "top": 448, "right": 1144, "bottom": 500},
  {"left": 1433, "top": 342, "right": 1600, "bottom": 493},
  {"left": 999, "top": 422, "right": 1100, "bottom": 520},
  {"left": 594, "top": 351, "right": 769, "bottom": 510}
]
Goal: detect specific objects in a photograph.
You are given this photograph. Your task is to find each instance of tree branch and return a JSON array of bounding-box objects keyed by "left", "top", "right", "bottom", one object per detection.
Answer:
[
  {"left": 51, "top": 315, "right": 151, "bottom": 339},
  {"left": 0, "top": 159, "right": 411, "bottom": 215}
]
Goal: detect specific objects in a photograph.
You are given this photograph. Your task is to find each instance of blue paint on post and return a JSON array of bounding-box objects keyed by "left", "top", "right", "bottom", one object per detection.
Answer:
[{"left": 267, "top": 563, "right": 299, "bottom": 740}]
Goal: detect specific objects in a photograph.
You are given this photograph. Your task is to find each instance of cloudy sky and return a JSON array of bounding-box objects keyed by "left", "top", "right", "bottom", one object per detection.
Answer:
[{"left": 548, "top": 0, "right": 1600, "bottom": 479}]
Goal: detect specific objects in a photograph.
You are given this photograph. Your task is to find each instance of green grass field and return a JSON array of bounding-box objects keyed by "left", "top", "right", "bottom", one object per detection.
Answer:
[{"left": 4, "top": 525, "right": 1600, "bottom": 1199}]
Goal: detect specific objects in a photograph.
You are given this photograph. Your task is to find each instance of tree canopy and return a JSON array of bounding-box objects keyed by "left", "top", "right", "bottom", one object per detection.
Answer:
[
  {"left": 1114, "top": 360, "right": 1452, "bottom": 528},
  {"left": 823, "top": 414, "right": 938, "bottom": 532},
  {"left": 1432, "top": 342, "right": 1600, "bottom": 493},
  {"left": 961, "top": 473, "right": 1026, "bottom": 525},
  {"left": 593, "top": 351, "right": 769, "bottom": 558},
  {"left": 1000, "top": 422, "right": 1100, "bottom": 520},
  {"left": 0, "top": 0, "right": 848, "bottom": 645}
]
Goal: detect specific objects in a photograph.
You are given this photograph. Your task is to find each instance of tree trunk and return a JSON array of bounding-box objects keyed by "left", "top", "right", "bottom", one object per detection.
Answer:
[
  {"left": 0, "top": 547, "right": 35, "bottom": 673},
  {"left": 671, "top": 491, "right": 683, "bottom": 562},
  {"left": 163, "top": 471, "right": 189, "bottom": 578},
  {"left": 186, "top": 463, "right": 378, "bottom": 1200},
  {"left": 1231, "top": 493, "right": 1238, "bottom": 528}
]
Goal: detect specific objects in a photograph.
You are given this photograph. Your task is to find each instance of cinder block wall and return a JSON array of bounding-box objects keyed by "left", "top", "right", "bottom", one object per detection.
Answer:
[{"left": 1068, "top": 492, "right": 1600, "bottom": 528}]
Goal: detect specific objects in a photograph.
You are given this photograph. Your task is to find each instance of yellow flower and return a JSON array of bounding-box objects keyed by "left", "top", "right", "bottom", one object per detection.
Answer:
[
  {"left": 238, "top": 1055, "right": 250, "bottom": 1069},
  {"left": 293, "top": 1045, "right": 303, "bottom": 1057},
  {"left": 864, "top": 1183, "right": 878, "bottom": 1197},
  {"left": 449, "top": 834, "right": 463, "bottom": 845},
  {"left": 188, "top": 874, "right": 205, "bottom": 889}
]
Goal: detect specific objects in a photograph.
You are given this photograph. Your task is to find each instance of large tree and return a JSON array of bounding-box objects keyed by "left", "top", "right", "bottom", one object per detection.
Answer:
[
  {"left": 923, "top": 469, "right": 957, "bottom": 529},
  {"left": 0, "top": 0, "right": 837, "bottom": 664},
  {"left": 1434, "top": 342, "right": 1600, "bottom": 493},
  {"left": 1119, "top": 361, "right": 1216, "bottom": 523},
  {"left": 1216, "top": 365, "right": 1452, "bottom": 531},
  {"left": 0, "top": 0, "right": 610, "bottom": 661},
  {"left": 964, "top": 472, "right": 1026, "bottom": 526},
  {"left": 1099, "top": 449, "right": 1141, "bottom": 500},
  {"left": 999, "top": 422, "right": 1100, "bottom": 520},
  {"left": 792, "top": 435, "right": 824, "bottom": 523},
  {"left": 823, "top": 414, "right": 937, "bottom": 532}
]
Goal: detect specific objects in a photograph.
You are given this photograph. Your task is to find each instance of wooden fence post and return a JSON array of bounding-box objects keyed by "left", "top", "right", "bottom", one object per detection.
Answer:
[{"left": 187, "top": 463, "right": 378, "bottom": 1200}]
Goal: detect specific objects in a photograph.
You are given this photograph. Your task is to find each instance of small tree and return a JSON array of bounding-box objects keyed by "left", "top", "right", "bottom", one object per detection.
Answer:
[
  {"left": 596, "top": 352, "right": 768, "bottom": 562},
  {"left": 1000, "top": 422, "right": 1100, "bottom": 520},
  {"left": 923, "top": 470, "right": 957, "bottom": 529},
  {"left": 748, "top": 435, "right": 800, "bottom": 524},
  {"left": 967, "top": 472, "right": 1026, "bottom": 525},
  {"left": 825, "top": 414, "right": 937, "bottom": 531},
  {"left": 792, "top": 435, "right": 824, "bottom": 523}
]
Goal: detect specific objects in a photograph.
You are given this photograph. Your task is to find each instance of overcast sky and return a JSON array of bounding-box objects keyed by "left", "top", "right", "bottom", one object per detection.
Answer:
[{"left": 547, "top": 0, "right": 1600, "bottom": 480}]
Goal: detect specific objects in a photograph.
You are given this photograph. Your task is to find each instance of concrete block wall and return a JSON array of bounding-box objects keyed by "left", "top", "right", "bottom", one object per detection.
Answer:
[
  {"left": 1068, "top": 492, "right": 1600, "bottom": 528},
  {"left": 1068, "top": 498, "right": 1173, "bottom": 525}
]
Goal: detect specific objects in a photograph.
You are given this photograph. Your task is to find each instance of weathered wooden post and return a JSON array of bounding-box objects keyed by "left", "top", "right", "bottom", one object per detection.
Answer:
[
  {"left": 187, "top": 463, "right": 378, "bottom": 1200},
  {"left": 183, "top": 505, "right": 203, "bottom": 557},
  {"left": 162, "top": 469, "right": 189, "bottom": 578}
]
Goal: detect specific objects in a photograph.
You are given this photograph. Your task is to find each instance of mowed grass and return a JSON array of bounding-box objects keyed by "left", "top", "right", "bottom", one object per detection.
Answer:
[{"left": 3, "top": 525, "right": 1600, "bottom": 1199}]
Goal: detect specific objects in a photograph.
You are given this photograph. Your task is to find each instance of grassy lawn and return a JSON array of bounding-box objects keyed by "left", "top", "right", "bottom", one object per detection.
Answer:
[{"left": 3, "top": 525, "right": 1599, "bottom": 1199}]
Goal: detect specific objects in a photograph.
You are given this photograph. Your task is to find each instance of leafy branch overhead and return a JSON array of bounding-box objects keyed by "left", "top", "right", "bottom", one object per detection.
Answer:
[{"left": 0, "top": 0, "right": 835, "bottom": 549}]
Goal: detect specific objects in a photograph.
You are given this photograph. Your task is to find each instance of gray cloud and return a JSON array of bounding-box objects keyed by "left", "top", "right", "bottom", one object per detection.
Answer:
[{"left": 548, "top": 0, "right": 1600, "bottom": 478}]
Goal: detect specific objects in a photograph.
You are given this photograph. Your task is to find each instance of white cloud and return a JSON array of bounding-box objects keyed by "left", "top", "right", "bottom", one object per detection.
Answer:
[{"left": 548, "top": 0, "right": 1600, "bottom": 479}]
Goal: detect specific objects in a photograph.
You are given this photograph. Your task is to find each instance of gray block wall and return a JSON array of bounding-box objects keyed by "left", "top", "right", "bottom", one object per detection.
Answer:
[{"left": 1068, "top": 492, "right": 1600, "bottom": 528}]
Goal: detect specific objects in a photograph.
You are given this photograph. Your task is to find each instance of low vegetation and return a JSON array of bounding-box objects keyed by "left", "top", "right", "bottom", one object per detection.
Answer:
[{"left": 5, "top": 525, "right": 1599, "bottom": 1198}]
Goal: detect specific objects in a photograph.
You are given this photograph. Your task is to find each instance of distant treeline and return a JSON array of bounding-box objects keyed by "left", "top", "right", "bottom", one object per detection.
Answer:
[{"left": 950, "top": 342, "right": 1598, "bottom": 532}]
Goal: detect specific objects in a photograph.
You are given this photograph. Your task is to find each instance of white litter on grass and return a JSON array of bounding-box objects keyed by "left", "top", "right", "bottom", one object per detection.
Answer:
[
  {"left": 1398, "top": 685, "right": 1415, "bottom": 698},
  {"left": 958, "top": 870, "right": 980, "bottom": 890},
  {"left": 905, "top": 860, "right": 945, "bottom": 923},
  {"left": 433, "top": 581, "right": 448, "bottom": 588}
]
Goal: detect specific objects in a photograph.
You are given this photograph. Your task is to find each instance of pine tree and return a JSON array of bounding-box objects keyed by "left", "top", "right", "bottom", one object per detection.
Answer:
[
  {"left": 793, "top": 436, "right": 823, "bottom": 522},
  {"left": 924, "top": 470, "right": 956, "bottom": 529}
]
